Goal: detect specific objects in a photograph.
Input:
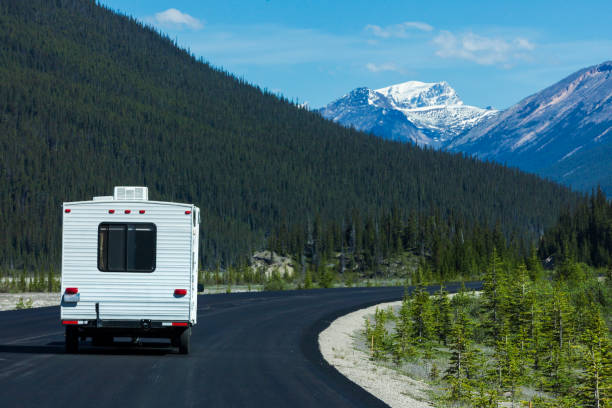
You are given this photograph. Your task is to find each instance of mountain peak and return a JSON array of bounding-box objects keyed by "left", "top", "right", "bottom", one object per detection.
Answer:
[
  {"left": 374, "top": 80, "right": 462, "bottom": 109},
  {"left": 348, "top": 86, "right": 379, "bottom": 100},
  {"left": 319, "top": 80, "right": 497, "bottom": 147}
]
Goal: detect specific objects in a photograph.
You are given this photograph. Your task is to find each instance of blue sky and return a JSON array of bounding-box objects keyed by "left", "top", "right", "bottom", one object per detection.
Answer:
[{"left": 100, "top": 0, "right": 612, "bottom": 109}]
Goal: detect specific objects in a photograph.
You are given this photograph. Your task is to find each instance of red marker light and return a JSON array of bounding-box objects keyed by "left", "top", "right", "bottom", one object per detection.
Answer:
[
  {"left": 109, "top": 209, "right": 115, "bottom": 214},
  {"left": 65, "top": 287, "right": 78, "bottom": 294},
  {"left": 172, "top": 322, "right": 189, "bottom": 327},
  {"left": 125, "top": 209, "right": 131, "bottom": 214},
  {"left": 185, "top": 210, "right": 191, "bottom": 215},
  {"left": 174, "top": 289, "right": 187, "bottom": 296},
  {"left": 65, "top": 209, "right": 71, "bottom": 213},
  {"left": 139, "top": 210, "right": 145, "bottom": 214},
  {"left": 62, "top": 320, "right": 79, "bottom": 325}
]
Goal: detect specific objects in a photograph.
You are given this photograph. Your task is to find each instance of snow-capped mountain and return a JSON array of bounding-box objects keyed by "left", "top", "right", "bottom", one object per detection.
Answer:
[
  {"left": 319, "top": 63, "right": 612, "bottom": 195},
  {"left": 319, "top": 81, "right": 497, "bottom": 147},
  {"left": 318, "top": 87, "right": 433, "bottom": 145},
  {"left": 450, "top": 61, "right": 612, "bottom": 195}
]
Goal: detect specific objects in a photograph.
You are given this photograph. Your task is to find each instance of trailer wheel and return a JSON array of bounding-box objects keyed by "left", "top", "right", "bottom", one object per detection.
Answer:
[
  {"left": 65, "top": 326, "right": 79, "bottom": 353},
  {"left": 178, "top": 327, "right": 191, "bottom": 354}
]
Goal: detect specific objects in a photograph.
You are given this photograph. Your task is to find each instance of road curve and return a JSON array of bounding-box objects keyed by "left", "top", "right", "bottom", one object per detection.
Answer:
[{"left": 0, "top": 283, "right": 480, "bottom": 407}]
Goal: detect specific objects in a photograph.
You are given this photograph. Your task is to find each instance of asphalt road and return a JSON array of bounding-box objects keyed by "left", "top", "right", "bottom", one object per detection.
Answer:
[{"left": 0, "top": 282, "right": 480, "bottom": 407}]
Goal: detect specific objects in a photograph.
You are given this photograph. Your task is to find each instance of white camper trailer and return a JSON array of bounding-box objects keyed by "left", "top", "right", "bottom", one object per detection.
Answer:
[{"left": 60, "top": 187, "right": 200, "bottom": 354}]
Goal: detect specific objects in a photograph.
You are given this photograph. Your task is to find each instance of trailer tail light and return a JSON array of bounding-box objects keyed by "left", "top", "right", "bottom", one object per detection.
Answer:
[
  {"left": 172, "top": 322, "right": 189, "bottom": 327},
  {"left": 63, "top": 287, "right": 80, "bottom": 303},
  {"left": 185, "top": 210, "right": 191, "bottom": 215},
  {"left": 139, "top": 210, "right": 145, "bottom": 214},
  {"left": 174, "top": 289, "right": 187, "bottom": 296},
  {"left": 108, "top": 209, "right": 115, "bottom": 214},
  {"left": 124, "top": 209, "right": 131, "bottom": 214},
  {"left": 64, "top": 209, "right": 71, "bottom": 213}
]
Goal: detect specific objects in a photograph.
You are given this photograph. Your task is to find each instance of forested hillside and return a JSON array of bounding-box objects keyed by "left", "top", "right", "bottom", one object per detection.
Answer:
[
  {"left": 0, "top": 0, "right": 580, "bottom": 271},
  {"left": 539, "top": 187, "right": 612, "bottom": 268}
]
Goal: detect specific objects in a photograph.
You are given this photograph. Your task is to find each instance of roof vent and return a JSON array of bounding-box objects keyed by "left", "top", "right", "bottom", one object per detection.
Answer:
[
  {"left": 113, "top": 186, "right": 148, "bottom": 201},
  {"left": 93, "top": 196, "right": 114, "bottom": 201}
]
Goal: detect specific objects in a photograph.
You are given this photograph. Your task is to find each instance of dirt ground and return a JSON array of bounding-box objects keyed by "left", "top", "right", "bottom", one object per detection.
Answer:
[{"left": 0, "top": 292, "right": 61, "bottom": 311}]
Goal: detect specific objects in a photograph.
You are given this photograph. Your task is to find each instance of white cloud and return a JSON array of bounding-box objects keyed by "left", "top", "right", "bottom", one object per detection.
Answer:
[
  {"left": 147, "top": 9, "right": 204, "bottom": 30},
  {"left": 514, "top": 37, "right": 535, "bottom": 51},
  {"left": 433, "top": 30, "right": 535, "bottom": 66},
  {"left": 405, "top": 22, "right": 434, "bottom": 32},
  {"left": 365, "top": 62, "right": 403, "bottom": 73},
  {"left": 365, "top": 21, "right": 433, "bottom": 38}
]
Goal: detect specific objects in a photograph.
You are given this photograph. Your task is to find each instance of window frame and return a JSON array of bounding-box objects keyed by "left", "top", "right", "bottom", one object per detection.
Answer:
[{"left": 97, "top": 222, "right": 157, "bottom": 273}]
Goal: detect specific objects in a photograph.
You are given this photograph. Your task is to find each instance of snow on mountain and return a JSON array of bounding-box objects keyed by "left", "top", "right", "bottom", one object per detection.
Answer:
[
  {"left": 319, "top": 81, "right": 497, "bottom": 147},
  {"left": 319, "top": 87, "right": 434, "bottom": 145},
  {"left": 375, "top": 81, "right": 462, "bottom": 108}
]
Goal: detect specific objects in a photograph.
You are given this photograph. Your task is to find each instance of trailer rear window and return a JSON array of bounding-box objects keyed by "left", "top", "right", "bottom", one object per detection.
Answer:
[{"left": 98, "top": 223, "right": 156, "bottom": 272}]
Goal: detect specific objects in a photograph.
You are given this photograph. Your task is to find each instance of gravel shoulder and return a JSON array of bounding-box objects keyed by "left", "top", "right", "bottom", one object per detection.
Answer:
[
  {"left": 319, "top": 301, "right": 433, "bottom": 408},
  {"left": 0, "top": 292, "right": 61, "bottom": 311}
]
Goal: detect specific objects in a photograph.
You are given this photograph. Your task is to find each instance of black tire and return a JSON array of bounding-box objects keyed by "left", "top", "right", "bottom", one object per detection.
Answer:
[
  {"left": 178, "top": 327, "right": 191, "bottom": 354},
  {"left": 65, "top": 326, "right": 79, "bottom": 353}
]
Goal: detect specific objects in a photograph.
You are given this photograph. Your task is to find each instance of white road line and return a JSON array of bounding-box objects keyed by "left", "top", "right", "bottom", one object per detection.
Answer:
[{"left": 4, "top": 331, "right": 63, "bottom": 345}]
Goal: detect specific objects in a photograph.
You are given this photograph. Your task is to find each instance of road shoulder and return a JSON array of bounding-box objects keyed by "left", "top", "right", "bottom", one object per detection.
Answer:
[{"left": 319, "top": 301, "right": 432, "bottom": 408}]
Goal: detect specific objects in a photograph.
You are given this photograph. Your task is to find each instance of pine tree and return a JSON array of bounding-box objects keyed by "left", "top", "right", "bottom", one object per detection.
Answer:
[
  {"left": 526, "top": 245, "right": 544, "bottom": 281},
  {"left": 577, "top": 305, "right": 611, "bottom": 408},
  {"left": 539, "top": 285, "right": 576, "bottom": 396},
  {"left": 445, "top": 309, "right": 476, "bottom": 402},
  {"left": 393, "top": 293, "right": 416, "bottom": 361},
  {"left": 494, "top": 325, "right": 523, "bottom": 405},
  {"left": 507, "top": 263, "right": 532, "bottom": 336},
  {"left": 366, "top": 307, "right": 392, "bottom": 360},
  {"left": 470, "top": 383, "right": 499, "bottom": 408},
  {"left": 482, "top": 248, "right": 508, "bottom": 342},
  {"left": 409, "top": 285, "right": 434, "bottom": 344},
  {"left": 529, "top": 287, "right": 547, "bottom": 379},
  {"left": 432, "top": 285, "right": 452, "bottom": 345}
]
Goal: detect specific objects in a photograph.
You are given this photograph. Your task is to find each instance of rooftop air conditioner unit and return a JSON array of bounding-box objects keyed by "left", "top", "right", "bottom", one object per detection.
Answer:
[{"left": 113, "top": 186, "right": 148, "bottom": 201}]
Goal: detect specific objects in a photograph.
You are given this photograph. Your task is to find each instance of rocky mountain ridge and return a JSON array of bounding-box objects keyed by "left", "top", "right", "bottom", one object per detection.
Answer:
[
  {"left": 320, "top": 62, "right": 612, "bottom": 195},
  {"left": 319, "top": 80, "right": 497, "bottom": 147}
]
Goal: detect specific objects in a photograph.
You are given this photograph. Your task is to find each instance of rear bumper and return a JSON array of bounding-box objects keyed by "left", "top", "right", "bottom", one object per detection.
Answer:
[{"left": 62, "top": 319, "right": 191, "bottom": 338}]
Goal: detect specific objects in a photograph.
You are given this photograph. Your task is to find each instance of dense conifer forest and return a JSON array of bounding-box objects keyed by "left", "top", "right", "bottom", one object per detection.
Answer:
[
  {"left": 265, "top": 205, "right": 534, "bottom": 284},
  {"left": 539, "top": 187, "right": 612, "bottom": 268},
  {"left": 0, "top": 0, "right": 581, "bottom": 272},
  {"left": 261, "top": 189, "right": 612, "bottom": 286}
]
